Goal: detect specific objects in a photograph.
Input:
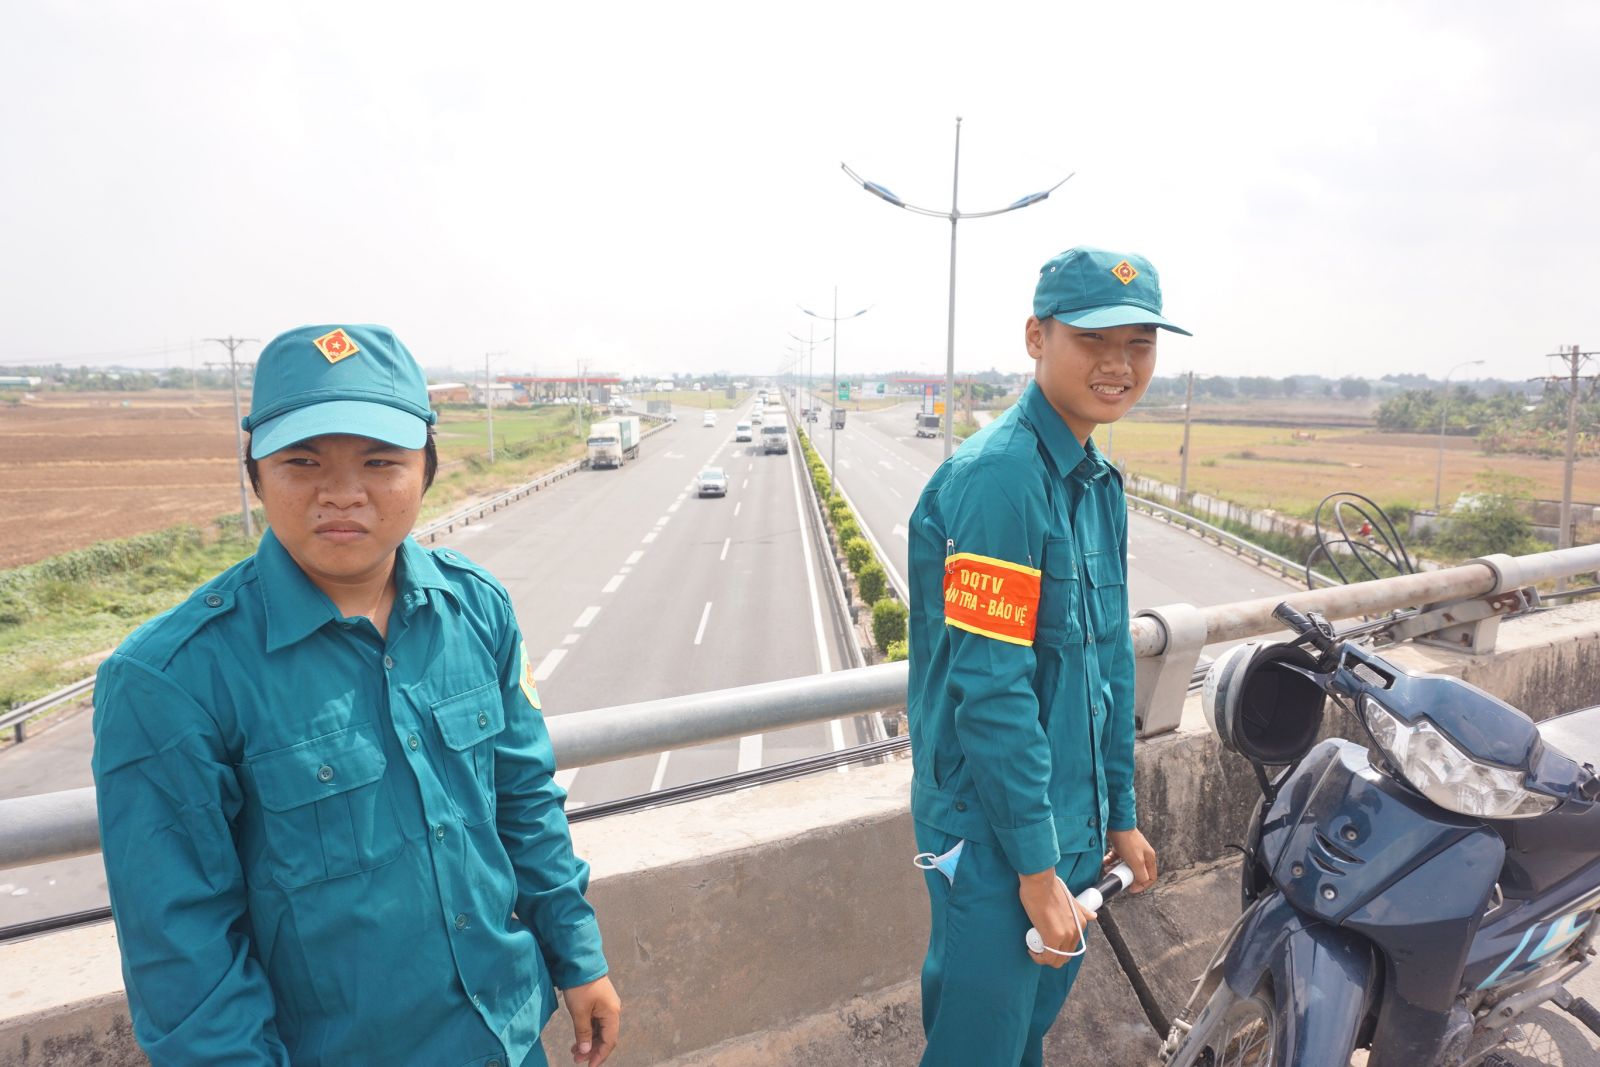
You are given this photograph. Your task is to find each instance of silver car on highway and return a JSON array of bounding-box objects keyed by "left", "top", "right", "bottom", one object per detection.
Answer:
[{"left": 697, "top": 467, "right": 728, "bottom": 497}]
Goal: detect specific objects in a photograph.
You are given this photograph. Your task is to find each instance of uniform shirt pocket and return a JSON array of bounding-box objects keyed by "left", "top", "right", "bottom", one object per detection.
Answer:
[
  {"left": 431, "top": 680, "right": 506, "bottom": 827},
  {"left": 1035, "top": 537, "right": 1083, "bottom": 647},
  {"left": 1082, "top": 549, "right": 1127, "bottom": 643},
  {"left": 248, "top": 722, "right": 403, "bottom": 888}
]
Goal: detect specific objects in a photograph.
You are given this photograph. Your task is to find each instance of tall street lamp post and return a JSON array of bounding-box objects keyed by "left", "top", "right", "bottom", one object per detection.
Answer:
[
  {"left": 788, "top": 326, "right": 830, "bottom": 412},
  {"left": 842, "top": 116, "right": 1073, "bottom": 458},
  {"left": 1433, "top": 359, "right": 1484, "bottom": 513},
  {"left": 800, "top": 288, "right": 870, "bottom": 474}
]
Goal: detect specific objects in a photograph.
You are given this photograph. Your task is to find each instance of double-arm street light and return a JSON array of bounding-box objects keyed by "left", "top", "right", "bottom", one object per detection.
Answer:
[
  {"left": 787, "top": 326, "right": 831, "bottom": 407},
  {"left": 1434, "top": 359, "right": 1485, "bottom": 512},
  {"left": 842, "top": 116, "right": 1073, "bottom": 457},
  {"left": 800, "top": 288, "right": 870, "bottom": 473}
]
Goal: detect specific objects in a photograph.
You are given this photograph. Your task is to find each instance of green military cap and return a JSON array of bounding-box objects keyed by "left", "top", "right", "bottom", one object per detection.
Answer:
[
  {"left": 241, "top": 324, "right": 438, "bottom": 459},
  {"left": 1033, "top": 246, "right": 1191, "bottom": 336}
]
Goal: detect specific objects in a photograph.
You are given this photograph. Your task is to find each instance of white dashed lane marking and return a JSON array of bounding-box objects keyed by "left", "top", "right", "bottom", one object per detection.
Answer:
[
  {"left": 602, "top": 574, "right": 625, "bottom": 594},
  {"left": 532, "top": 649, "right": 566, "bottom": 681},
  {"left": 573, "top": 606, "right": 600, "bottom": 628},
  {"left": 625, "top": 550, "right": 644, "bottom": 565},
  {"left": 694, "top": 601, "right": 713, "bottom": 645},
  {"left": 720, "top": 538, "right": 731, "bottom": 561}
]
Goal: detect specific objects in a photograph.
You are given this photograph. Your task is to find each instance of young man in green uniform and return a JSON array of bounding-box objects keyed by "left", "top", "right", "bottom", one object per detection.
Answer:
[
  {"left": 92, "top": 325, "right": 620, "bottom": 1066},
  {"left": 907, "top": 247, "right": 1186, "bottom": 1065}
]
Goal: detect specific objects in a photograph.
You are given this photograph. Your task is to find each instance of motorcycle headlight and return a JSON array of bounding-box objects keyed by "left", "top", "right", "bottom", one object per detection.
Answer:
[{"left": 1363, "top": 696, "right": 1557, "bottom": 820}]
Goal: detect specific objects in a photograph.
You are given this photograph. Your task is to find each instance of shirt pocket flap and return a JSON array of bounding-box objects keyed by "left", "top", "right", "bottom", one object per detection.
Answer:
[
  {"left": 1043, "top": 540, "right": 1078, "bottom": 580},
  {"left": 1083, "top": 549, "right": 1124, "bottom": 588},
  {"left": 251, "top": 723, "right": 387, "bottom": 812},
  {"left": 431, "top": 681, "right": 505, "bottom": 751}
]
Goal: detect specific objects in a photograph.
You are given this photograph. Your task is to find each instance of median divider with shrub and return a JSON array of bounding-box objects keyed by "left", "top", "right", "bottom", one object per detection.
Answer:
[{"left": 797, "top": 427, "right": 909, "bottom": 665}]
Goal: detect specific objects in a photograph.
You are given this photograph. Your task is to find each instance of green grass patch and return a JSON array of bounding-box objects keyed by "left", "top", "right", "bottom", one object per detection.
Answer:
[{"left": 0, "top": 528, "right": 261, "bottom": 707}]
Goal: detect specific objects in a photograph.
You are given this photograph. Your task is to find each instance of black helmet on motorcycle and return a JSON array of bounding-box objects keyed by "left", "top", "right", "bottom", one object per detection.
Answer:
[{"left": 1202, "top": 641, "right": 1326, "bottom": 764}]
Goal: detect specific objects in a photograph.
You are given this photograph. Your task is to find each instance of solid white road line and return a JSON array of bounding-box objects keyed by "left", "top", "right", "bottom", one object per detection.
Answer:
[
  {"left": 602, "top": 574, "right": 625, "bottom": 593},
  {"left": 649, "top": 752, "right": 670, "bottom": 792},
  {"left": 788, "top": 433, "right": 833, "bottom": 675},
  {"left": 625, "top": 550, "right": 644, "bottom": 565},
  {"left": 532, "top": 649, "right": 567, "bottom": 681},
  {"left": 694, "top": 601, "right": 713, "bottom": 645},
  {"left": 720, "top": 537, "right": 731, "bottom": 561},
  {"left": 573, "top": 606, "right": 600, "bottom": 628},
  {"left": 737, "top": 735, "right": 762, "bottom": 772}
]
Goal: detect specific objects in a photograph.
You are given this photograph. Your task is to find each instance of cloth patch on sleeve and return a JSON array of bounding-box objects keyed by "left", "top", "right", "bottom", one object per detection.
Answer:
[
  {"left": 518, "top": 641, "right": 542, "bottom": 710},
  {"left": 943, "top": 552, "right": 1042, "bottom": 646}
]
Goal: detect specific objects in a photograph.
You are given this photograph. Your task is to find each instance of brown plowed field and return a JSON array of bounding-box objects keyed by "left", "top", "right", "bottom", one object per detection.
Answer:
[{"left": 0, "top": 392, "right": 249, "bottom": 569}]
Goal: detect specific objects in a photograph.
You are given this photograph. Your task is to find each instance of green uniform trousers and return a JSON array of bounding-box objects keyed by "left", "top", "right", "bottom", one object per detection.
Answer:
[{"left": 916, "top": 822, "right": 1101, "bottom": 1067}]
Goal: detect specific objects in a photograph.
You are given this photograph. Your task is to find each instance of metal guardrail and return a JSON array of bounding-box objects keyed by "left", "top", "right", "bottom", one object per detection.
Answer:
[
  {"left": 0, "top": 416, "right": 677, "bottom": 744},
  {"left": 8, "top": 544, "right": 1600, "bottom": 871},
  {"left": 0, "top": 677, "right": 96, "bottom": 743},
  {"left": 1126, "top": 492, "right": 1340, "bottom": 590}
]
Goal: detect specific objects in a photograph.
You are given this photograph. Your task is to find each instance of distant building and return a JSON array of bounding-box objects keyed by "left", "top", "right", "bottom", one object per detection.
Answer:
[
  {"left": 427, "top": 382, "right": 470, "bottom": 405},
  {"left": 0, "top": 375, "right": 43, "bottom": 389},
  {"left": 469, "top": 382, "right": 518, "bottom": 405}
]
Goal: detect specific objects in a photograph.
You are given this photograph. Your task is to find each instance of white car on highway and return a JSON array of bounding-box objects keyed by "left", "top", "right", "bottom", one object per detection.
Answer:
[
  {"left": 697, "top": 467, "right": 729, "bottom": 497},
  {"left": 735, "top": 421, "right": 753, "bottom": 442},
  {"left": 702, "top": 411, "right": 717, "bottom": 427}
]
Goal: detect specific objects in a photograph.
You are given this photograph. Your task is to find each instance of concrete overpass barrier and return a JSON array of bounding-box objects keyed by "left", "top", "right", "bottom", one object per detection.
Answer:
[{"left": 6, "top": 600, "right": 1600, "bottom": 1065}]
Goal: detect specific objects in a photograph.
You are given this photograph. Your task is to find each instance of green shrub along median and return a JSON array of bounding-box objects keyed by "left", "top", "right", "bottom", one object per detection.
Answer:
[
  {"left": 872, "top": 600, "right": 909, "bottom": 655},
  {"left": 857, "top": 563, "right": 887, "bottom": 605}
]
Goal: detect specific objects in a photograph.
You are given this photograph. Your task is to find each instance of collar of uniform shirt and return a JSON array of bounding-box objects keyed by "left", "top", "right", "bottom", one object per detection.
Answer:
[
  {"left": 259, "top": 528, "right": 457, "bottom": 652},
  {"left": 1017, "top": 380, "right": 1110, "bottom": 485}
]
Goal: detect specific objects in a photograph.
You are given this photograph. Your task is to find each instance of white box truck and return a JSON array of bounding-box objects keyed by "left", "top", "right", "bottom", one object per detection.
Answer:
[
  {"left": 761, "top": 418, "right": 789, "bottom": 455},
  {"left": 587, "top": 415, "right": 641, "bottom": 469}
]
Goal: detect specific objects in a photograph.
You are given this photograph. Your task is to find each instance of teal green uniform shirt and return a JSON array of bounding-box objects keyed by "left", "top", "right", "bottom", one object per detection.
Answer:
[
  {"left": 91, "top": 529, "right": 606, "bottom": 1066},
  {"left": 907, "top": 380, "right": 1137, "bottom": 877}
]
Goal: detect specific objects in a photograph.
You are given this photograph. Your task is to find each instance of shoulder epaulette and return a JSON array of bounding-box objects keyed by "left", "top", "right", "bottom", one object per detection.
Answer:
[{"left": 116, "top": 556, "right": 255, "bottom": 671}]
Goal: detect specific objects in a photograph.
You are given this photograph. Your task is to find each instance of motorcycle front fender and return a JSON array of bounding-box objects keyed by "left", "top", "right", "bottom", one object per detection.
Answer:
[{"left": 1214, "top": 893, "right": 1378, "bottom": 1064}]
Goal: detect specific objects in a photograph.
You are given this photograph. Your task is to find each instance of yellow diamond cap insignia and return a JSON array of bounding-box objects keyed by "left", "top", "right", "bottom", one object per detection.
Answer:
[
  {"left": 1110, "top": 260, "right": 1139, "bottom": 286},
  {"left": 313, "top": 328, "right": 361, "bottom": 364}
]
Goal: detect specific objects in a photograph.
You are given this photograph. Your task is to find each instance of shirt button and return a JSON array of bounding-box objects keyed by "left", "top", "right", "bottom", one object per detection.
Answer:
[
  {"left": 204, "top": 594, "right": 223, "bottom": 608},
  {"left": 487, "top": 1060, "right": 500, "bottom": 1067},
  {"left": 1088, "top": 816, "right": 1098, "bottom": 828},
  {"left": 477, "top": 711, "right": 489, "bottom": 728},
  {"left": 435, "top": 825, "right": 447, "bottom": 841},
  {"left": 383, "top": 655, "right": 394, "bottom": 670},
  {"left": 1093, "top": 705, "right": 1103, "bottom": 717},
  {"left": 408, "top": 734, "right": 420, "bottom": 751},
  {"left": 454, "top": 913, "right": 468, "bottom": 930},
  {"left": 316, "top": 765, "right": 334, "bottom": 783},
  {"left": 1087, "top": 632, "right": 1095, "bottom": 644},
  {"left": 954, "top": 801, "right": 967, "bottom": 812},
  {"left": 473, "top": 994, "right": 482, "bottom": 1007}
]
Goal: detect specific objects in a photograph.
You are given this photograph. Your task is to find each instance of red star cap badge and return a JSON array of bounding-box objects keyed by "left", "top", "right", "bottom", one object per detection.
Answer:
[
  {"left": 1111, "top": 260, "right": 1139, "bottom": 286},
  {"left": 313, "top": 328, "right": 361, "bottom": 364}
]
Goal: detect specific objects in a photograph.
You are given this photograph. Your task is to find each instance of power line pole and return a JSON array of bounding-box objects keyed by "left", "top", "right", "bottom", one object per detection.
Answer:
[
  {"left": 205, "top": 336, "right": 260, "bottom": 540},
  {"left": 1179, "top": 370, "right": 1195, "bottom": 498},
  {"left": 484, "top": 350, "right": 507, "bottom": 464},
  {"left": 1535, "top": 344, "right": 1599, "bottom": 592}
]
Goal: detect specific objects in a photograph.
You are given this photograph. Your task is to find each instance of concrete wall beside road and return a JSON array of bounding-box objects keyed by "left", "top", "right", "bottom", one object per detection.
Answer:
[{"left": 6, "top": 601, "right": 1600, "bottom": 1065}]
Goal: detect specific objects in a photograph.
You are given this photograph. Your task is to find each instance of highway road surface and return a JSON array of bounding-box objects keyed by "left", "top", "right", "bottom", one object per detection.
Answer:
[{"left": 798, "top": 390, "right": 1302, "bottom": 622}]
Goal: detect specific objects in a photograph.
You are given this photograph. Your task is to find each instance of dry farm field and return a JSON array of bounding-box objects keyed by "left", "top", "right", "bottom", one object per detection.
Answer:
[
  {"left": 0, "top": 391, "right": 588, "bottom": 570},
  {"left": 1105, "top": 418, "right": 1599, "bottom": 519}
]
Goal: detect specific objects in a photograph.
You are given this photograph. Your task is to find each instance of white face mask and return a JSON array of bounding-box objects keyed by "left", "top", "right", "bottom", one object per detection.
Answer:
[{"left": 912, "top": 839, "right": 965, "bottom": 885}]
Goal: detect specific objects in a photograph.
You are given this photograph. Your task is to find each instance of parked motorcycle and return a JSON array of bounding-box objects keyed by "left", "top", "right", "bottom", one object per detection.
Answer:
[{"left": 1160, "top": 603, "right": 1600, "bottom": 1066}]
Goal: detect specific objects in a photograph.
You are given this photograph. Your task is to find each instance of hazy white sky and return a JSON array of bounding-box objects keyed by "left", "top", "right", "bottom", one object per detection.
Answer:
[{"left": 3, "top": 1, "right": 1597, "bottom": 386}]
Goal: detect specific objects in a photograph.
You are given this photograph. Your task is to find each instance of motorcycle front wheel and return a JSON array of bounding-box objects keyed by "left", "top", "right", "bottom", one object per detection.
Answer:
[{"left": 1165, "top": 979, "right": 1278, "bottom": 1067}]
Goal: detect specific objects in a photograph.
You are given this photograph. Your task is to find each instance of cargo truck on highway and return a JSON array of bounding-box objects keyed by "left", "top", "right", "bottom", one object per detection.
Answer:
[
  {"left": 761, "top": 417, "right": 789, "bottom": 455},
  {"left": 915, "top": 412, "right": 942, "bottom": 438},
  {"left": 587, "top": 415, "right": 641, "bottom": 469}
]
